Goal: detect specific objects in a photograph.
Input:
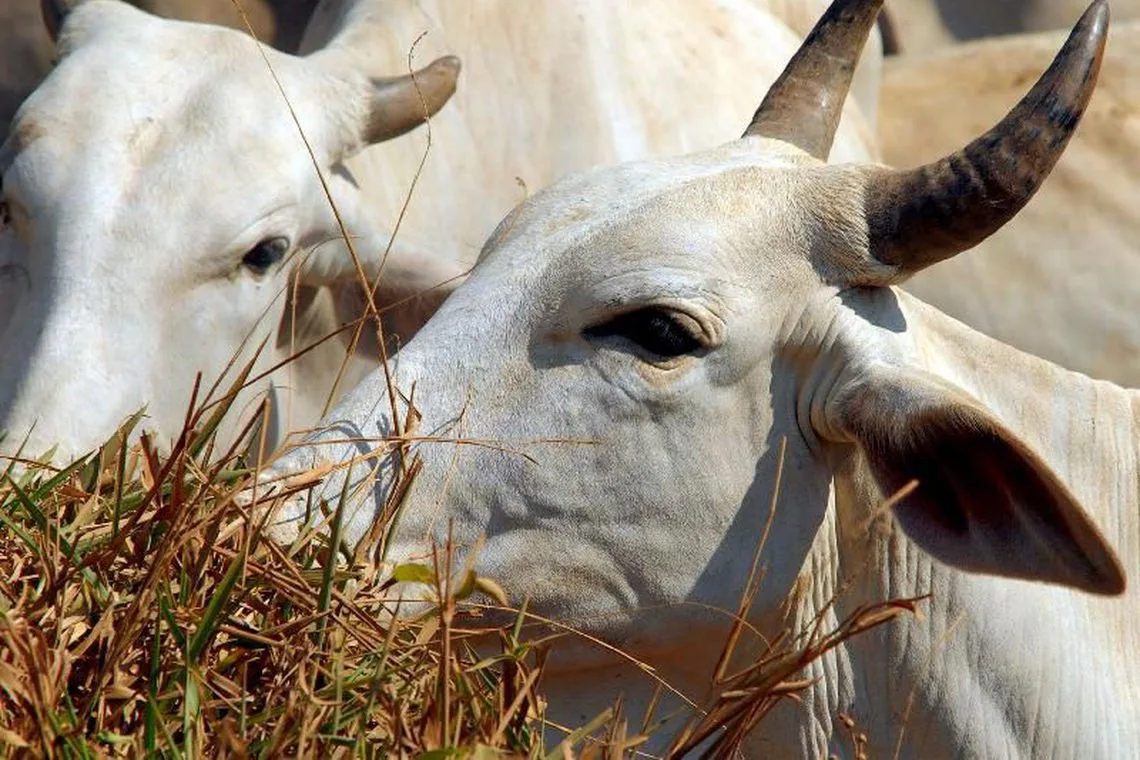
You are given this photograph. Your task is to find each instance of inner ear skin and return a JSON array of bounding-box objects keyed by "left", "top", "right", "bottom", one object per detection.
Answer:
[
  {"left": 832, "top": 374, "right": 1126, "bottom": 596},
  {"left": 863, "top": 406, "right": 1066, "bottom": 554}
]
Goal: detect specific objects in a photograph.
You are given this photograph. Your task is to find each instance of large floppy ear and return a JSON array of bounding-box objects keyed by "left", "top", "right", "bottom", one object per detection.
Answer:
[{"left": 823, "top": 364, "right": 1125, "bottom": 596}]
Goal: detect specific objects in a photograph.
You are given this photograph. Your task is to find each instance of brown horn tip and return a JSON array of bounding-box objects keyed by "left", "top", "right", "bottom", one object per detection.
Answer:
[
  {"left": 744, "top": 0, "right": 884, "bottom": 160},
  {"left": 362, "top": 55, "right": 461, "bottom": 145},
  {"left": 865, "top": 0, "right": 1108, "bottom": 274}
]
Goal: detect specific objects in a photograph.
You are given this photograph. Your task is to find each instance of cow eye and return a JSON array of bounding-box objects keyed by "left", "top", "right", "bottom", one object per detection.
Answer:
[
  {"left": 242, "top": 237, "right": 289, "bottom": 275},
  {"left": 584, "top": 307, "right": 705, "bottom": 359}
]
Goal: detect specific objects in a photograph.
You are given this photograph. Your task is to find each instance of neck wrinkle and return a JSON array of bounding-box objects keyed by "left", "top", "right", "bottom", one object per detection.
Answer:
[
  {"left": 814, "top": 289, "right": 1140, "bottom": 759},
  {"left": 895, "top": 289, "right": 1140, "bottom": 565}
]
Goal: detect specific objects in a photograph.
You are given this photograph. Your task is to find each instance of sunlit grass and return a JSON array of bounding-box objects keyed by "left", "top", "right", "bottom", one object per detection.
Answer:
[{"left": 0, "top": 381, "right": 917, "bottom": 758}]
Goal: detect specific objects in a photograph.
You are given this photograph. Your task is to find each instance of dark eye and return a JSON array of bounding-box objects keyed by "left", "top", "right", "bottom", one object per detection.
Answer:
[
  {"left": 584, "top": 307, "right": 705, "bottom": 359},
  {"left": 242, "top": 237, "right": 289, "bottom": 275}
]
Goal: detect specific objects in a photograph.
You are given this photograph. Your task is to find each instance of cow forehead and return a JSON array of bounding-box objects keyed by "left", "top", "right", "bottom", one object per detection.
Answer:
[
  {"left": 16, "top": 2, "right": 333, "bottom": 162},
  {"left": 474, "top": 145, "right": 843, "bottom": 303},
  {"left": 4, "top": 13, "right": 328, "bottom": 261}
]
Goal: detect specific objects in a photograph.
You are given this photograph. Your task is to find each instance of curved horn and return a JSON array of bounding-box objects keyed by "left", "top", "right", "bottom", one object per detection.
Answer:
[
  {"left": 41, "top": 0, "right": 82, "bottom": 42},
  {"left": 362, "top": 55, "right": 461, "bottom": 145},
  {"left": 864, "top": 0, "right": 1108, "bottom": 274},
  {"left": 744, "top": 0, "right": 884, "bottom": 160}
]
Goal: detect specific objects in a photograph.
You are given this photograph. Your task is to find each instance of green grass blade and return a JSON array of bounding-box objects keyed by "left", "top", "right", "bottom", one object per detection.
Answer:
[{"left": 188, "top": 548, "right": 245, "bottom": 662}]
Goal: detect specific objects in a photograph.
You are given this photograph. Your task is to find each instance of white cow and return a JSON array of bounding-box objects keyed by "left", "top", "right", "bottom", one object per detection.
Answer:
[
  {"left": 264, "top": 1, "right": 1139, "bottom": 756},
  {"left": 0, "top": 0, "right": 459, "bottom": 463},
  {"left": 0, "top": 0, "right": 882, "bottom": 464}
]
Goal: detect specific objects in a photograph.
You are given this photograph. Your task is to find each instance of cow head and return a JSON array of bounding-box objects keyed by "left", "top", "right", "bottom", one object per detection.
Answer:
[
  {"left": 0, "top": 0, "right": 459, "bottom": 462},
  {"left": 266, "top": 0, "right": 1123, "bottom": 653}
]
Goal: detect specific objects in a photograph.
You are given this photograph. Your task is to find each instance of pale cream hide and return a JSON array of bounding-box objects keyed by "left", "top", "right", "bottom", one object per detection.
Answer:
[
  {"left": 262, "top": 2, "right": 1140, "bottom": 756},
  {"left": 0, "top": 0, "right": 453, "bottom": 462},
  {"left": 299, "top": 0, "right": 884, "bottom": 302},
  {"left": 0, "top": 0, "right": 317, "bottom": 134}
]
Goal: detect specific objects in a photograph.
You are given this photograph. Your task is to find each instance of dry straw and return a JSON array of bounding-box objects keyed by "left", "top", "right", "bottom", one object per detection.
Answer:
[{"left": 0, "top": 379, "right": 918, "bottom": 757}]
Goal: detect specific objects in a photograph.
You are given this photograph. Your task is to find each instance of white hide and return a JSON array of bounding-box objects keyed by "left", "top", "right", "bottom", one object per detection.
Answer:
[
  {"left": 263, "top": 8, "right": 1138, "bottom": 759},
  {"left": 0, "top": 0, "right": 453, "bottom": 462}
]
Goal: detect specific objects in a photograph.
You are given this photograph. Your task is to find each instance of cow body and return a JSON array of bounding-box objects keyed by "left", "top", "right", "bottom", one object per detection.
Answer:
[
  {"left": 263, "top": 2, "right": 1138, "bottom": 755},
  {"left": 300, "top": 0, "right": 883, "bottom": 292}
]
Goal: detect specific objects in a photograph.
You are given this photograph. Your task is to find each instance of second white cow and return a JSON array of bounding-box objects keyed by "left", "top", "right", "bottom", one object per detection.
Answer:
[{"left": 0, "top": 0, "right": 459, "bottom": 462}]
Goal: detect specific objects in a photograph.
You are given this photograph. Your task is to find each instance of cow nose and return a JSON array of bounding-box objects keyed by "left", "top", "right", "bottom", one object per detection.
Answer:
[{"left": 253, "top": 376, "right": 420, "bottom": 549}]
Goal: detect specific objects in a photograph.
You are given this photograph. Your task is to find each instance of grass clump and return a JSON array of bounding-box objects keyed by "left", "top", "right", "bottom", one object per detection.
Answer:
[
  {"left": 0, "top": 391, "right": 556, "bottom": 758},
  {"left": 0, "top": 389, "right": 916, "bottom": 758}
]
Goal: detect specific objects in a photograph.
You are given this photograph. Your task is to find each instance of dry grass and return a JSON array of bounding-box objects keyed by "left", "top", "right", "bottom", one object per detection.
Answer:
[
  {"left": 0, "top": 383, "right": 551, "bottom": 758},
  {"left": 0, "top": 377, "right": 920, "bottom": 758}
]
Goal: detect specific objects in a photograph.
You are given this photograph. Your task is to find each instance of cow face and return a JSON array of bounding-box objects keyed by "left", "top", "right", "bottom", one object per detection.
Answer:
[
  {"left": 264, "top": 0, "right": 1122, "bottom": 655},
  {"left": 0, "top": 0, "right": 457, "bottom": 462}
]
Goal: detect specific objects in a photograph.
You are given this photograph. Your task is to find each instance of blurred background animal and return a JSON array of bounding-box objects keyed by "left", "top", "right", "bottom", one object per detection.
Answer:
[
  {"left": 884, "top": 19, "right": 1140, "bottom": 385},
  {"left": 884, "top": 0, "right": 1140, "bottom": 52}
]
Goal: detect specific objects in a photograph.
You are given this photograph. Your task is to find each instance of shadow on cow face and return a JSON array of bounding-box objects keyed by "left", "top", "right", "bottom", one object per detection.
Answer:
[{"left": 0, "top": 0, "right": 458, "bottom": 462}]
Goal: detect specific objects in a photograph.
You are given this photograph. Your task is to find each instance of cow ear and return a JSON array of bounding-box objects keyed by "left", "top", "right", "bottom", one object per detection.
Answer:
[
  {"left": 298, "top": 173, "right": 469, "bottom": 291},
  {"left": 824, "top": 366, "right": 1125, "bottom": 596},
  {"left": 299, "top": 232, "right": 466, "bottom": 299}
]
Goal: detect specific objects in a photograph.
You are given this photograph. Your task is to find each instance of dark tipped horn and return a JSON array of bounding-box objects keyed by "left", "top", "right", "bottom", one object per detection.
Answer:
[
  {"left": 362, "top": 55, "right": 461, "bottom": 145},
  {"left": 864, "top": 0, "right": 1108, "bottom": 274},
  {"left": 41, "top": 0, "right": 81, "bottom": 42},
  {"left": 743, "top": 0, "right": 884, "bottom": 160}
]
